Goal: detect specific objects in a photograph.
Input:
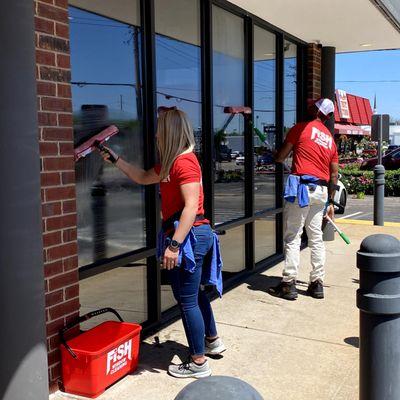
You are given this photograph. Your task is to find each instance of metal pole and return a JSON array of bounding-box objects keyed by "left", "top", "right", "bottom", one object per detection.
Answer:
[
  {"left": 357, "top": 234, "right": 400, "bottom": 400},
  {"left": 373, "top": 164, "right": 385, "bottom": 226},
  {"left": 321, "top": 46, "right": 336, "bottom": 135},
  {"left": 0, "top": 1, "right": 48, "bottom": 399}
]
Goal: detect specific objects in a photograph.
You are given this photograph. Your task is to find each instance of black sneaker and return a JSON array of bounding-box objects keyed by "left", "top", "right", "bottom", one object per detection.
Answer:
[
  {"left": 268, "top": 280, "right": 298, "bottom": 300},
  {"left": 307, "top": 279, "right": 324, "bottom": 299}
]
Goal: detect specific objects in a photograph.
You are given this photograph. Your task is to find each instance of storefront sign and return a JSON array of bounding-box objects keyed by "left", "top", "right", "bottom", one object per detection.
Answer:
[{"left": 336, "top": 89, "right": 351, "bottom": 119}]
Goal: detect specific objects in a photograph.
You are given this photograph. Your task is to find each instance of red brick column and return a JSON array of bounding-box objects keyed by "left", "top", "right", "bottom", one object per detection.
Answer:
[
  {"left": 307, "top": 43, "right": 322, "bottom": 101},
  {"left": 34, "top": 0, "right": 79, "bottom": 389}
]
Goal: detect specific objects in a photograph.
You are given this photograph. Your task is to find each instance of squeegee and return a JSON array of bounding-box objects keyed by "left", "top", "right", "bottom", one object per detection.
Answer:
[{"left": 74, "top": 125, "right": 119, "bottom": 162}]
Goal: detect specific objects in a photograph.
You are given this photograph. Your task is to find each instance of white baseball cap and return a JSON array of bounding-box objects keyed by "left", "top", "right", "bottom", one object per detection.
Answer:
[{"left": 315, "top": 98, "right": 334, "bottom": 116}]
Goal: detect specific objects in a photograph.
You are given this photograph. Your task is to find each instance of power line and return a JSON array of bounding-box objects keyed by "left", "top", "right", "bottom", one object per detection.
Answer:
[{"left": 337, "top": 80, "right": 400, "bottom": 83}]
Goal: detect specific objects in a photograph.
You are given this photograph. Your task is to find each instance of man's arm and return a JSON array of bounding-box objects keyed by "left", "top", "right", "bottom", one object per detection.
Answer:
[
  {"left": 326, "top": 161, "right": 339, "bottom": 219},
  {"left": 275, "top": 141, "right": 293, "bottom": 163},
  {"left": 328, "top": 162, "right": 339, "bottom": 200}
]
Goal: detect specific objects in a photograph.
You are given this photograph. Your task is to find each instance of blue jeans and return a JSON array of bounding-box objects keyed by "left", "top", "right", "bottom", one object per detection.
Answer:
[{"left": 169, "top": 224, "right": 218, "bottom": 356}]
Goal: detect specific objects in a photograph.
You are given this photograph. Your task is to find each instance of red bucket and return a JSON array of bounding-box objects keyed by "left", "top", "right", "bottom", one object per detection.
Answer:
[{"left": 60, "top": 308, "right": 142, "bottom": 398}]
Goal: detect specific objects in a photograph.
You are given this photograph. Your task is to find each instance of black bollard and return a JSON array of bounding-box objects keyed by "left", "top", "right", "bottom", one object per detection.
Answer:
[
  {"left": 174, "top": 376, "right": 264, "bottom": 400},
  {"left": 357, "top": 234, "right": 400, "bottom": 400},
  {"left": 373, "top": 165, "right": 385, "bottom": 226}
]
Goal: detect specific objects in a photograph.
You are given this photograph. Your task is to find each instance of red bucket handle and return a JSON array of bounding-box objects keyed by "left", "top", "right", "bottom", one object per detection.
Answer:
[{"left": 59, "top": 307, "right": 124, "bottom": 359}]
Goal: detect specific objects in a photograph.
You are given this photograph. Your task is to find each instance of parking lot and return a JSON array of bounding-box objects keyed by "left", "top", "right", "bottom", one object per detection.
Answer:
[{"left": 338, "top": 195, "right": 400, "bottom": 223}]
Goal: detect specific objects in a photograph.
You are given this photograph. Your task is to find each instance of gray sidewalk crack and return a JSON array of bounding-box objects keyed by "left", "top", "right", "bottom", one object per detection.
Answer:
[{"left": 216, "top": 320, "right": 357, "bottom": 349}]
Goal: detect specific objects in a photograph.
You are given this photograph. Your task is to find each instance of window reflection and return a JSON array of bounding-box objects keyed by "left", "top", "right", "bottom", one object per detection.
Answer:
[
  {"left": 284, "top": 40, "right": 297, "bottom": 134},
  {"left": 254, "top": 26, "right": 276, "bottom": 212},
  {"left": 255, "top": 216, "right": 276, "bottom": 263},
  {"left": 284, "top": 40, "right": 297, "bottom": 171},
  {"left": 69, "top": 5, "right": 145, "bottom": 267},
  {"left": 213, "top": 6, "right": 245, "bottom": 224},
  {"left": 80, "top": 259, "right": 148, "bottom": 327},
  {"left": 219, "top": 226, "right": 246, "bottom": 276},
  {"left": 155, "top": 0, "right": 202, "bottom": 160},
  {"left": 154, "top": 0, "right": 201, "bottom": 311}
]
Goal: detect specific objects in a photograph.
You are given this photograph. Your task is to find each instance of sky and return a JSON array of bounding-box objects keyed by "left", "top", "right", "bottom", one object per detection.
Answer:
[{"left": 336, "top": 49, "right": 400, "bottom": 120}]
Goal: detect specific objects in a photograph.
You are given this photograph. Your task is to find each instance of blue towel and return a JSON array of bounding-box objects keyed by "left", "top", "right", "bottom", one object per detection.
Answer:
[
  {"left": 157, "top": 223, "right": 223, "bottom": 297},
  {"left": 284, "top": 174, "right": 321, "bottom": 207}
]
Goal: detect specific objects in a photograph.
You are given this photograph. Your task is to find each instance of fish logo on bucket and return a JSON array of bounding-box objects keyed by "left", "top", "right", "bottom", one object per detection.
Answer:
[{"left": 106, "top": 339, "right": 132, "bottom": 375}]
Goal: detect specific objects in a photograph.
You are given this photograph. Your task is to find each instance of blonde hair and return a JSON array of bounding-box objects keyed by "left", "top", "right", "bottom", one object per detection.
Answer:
[{"left": 156, "top": 109, "right": 195, "bottom": 180}]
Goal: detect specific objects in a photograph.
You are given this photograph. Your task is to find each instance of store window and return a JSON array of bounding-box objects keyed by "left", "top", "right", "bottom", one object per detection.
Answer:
[
  {"left": 155, "top": 0, "right": 202, "bottom": 160},
  {"left": 80, "top": 260, "right": 148, "bottom": 327},
  {"left": 155, "top": 0, "right": 201, "bottom": 311},
  {"left": 254, "top": 216, "right": 276, "bottom": 263},
  {"left": 284, "top": 40, "right": 297, "bottom": 135},
  {"left": 212, "top": 6, "right": 245, "bottom": 225},
  {"left": 69, "top": 2, "right": 146, "bottom": 267},
  {"left": 253, "top": 26, "right": 276, "bottom": 212}
]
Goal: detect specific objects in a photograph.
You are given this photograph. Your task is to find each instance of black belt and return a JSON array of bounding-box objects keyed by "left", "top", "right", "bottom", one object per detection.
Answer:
[
  {"left": 300, "top": 178, "right": 328, "bottom": 187},
  {"left": 162, "top": 210, "right": 206, "bottom": 232}
]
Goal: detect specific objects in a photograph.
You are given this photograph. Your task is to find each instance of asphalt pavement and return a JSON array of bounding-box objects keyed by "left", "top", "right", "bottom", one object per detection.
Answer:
[{"left": 338, "top": 195, "right": 400, "bottom": 223}]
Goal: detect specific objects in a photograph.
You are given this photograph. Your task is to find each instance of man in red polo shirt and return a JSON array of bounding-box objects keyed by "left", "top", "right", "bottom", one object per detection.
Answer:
[{"left": 269, "top": 98, "right": 339, "bottom": 300}]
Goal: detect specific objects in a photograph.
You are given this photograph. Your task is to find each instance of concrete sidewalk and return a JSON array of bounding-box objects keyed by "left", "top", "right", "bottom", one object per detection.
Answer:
[{"left": 53, "top": 224, "right": 400, "bottom": 400}]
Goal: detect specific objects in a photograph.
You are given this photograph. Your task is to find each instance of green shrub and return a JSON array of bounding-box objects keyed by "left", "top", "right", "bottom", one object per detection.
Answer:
[{"left": 339, "top": 165, "right": 400, "bottom": 196}]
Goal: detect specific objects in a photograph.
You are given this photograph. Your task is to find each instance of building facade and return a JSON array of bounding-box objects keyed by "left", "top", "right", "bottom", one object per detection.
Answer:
[{"left": 2, "top": 0, "right": 400, "bottom": 397}]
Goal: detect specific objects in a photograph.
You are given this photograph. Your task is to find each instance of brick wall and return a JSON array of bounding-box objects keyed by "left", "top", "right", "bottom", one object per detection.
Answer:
[
  {"left": 307, "top": 43, "right": 322, "bottom": 101},
  {"left": 34, "top": 0, "right": 79, "bottom": 390}
]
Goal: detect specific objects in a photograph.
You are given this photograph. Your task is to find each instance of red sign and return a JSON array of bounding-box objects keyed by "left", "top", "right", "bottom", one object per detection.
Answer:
[{"left": 336, "top": 89, "right": 351, "bottom": 119}]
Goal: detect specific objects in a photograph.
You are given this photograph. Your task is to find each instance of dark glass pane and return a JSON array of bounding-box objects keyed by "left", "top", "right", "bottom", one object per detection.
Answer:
[
  {"left": 80, "top": 259, "right": 148, "bottom": 327},
  {"left": 155, "top": 0, "right": 201, "bottom": 312},
  {"left": 254, "top": 26, "right": 276, "bottom": 212},
  {"left": 155, "top": 0, "right": 202, "bottom": 161},
  {"left": 284, "top": 40, "right": 297, "bottom": 134},
  {"left": 70, "top": 5, "right": 145, "bottom": 267},
  {"left": 219, "top": 226, "right": 245, "bottom": 276},
  {"left": 255, "top": 216, "right": 276, "bottom": 263},
  {"left": 284, "top": 40, "right": 297, "bottom": 171},
  {"left": 213, "top": 6, "right": 245, "bottom": 225}
]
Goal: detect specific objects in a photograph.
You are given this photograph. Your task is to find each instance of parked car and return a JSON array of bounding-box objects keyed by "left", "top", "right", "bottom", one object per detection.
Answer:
[
  {"left": 230, "top": 151, "right": 242, "bottom": 159},
  {"left": 385, "top": 144, "right": 400, "bottom": 155},
  {"left": 360, "top": 148, "right": 400, "bottom": 170},
  {"left": 235, "top": 155, "right": 245, "bottom": 165},
  {"left": 334, "top": 178, "right": 347, "bottom": 214},
  {"left": 217, "top": 145, "right": 232, "bottom": 162},
  {"left": 257, "top": 151, "right": 274, "bottom": 166}
]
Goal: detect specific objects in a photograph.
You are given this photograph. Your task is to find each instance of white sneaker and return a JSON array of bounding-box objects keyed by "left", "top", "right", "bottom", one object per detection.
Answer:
[
  {"left": 205, "top": 337, "right": 226, "bottom": 356},
  {"left": 168, "top": 358, "right": 211, "bottom": 379}
]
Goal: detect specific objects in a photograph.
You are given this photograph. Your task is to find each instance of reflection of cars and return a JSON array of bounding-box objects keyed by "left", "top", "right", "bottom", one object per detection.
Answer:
[
  {"left": 235, "top": 156, "right": 245, "bottom": 165},
  {"left": 334, "top": 179, "right": 347, "bottom": 214},
  {"left": 360, "top": 148, "right": 400, "bottom": 170},
  {"left": 230, "top": 151, "right": 242, "bottom": 159},
  {"left": 257, "top": 151, "right": 274, "bottom": 166},
  {"left": 385, "top": 144, "right": 400, "bottom": 155},
  {"left": 217, "top": 145, "right": 232, "bottom": 162}
]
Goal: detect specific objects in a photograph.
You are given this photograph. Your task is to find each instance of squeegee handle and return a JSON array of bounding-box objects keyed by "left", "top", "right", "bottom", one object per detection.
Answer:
[{"left": 96, "top": 141, "right": 118, "bottom": 164}]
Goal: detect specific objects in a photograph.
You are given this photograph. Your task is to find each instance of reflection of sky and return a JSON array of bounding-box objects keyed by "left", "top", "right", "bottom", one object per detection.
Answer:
[
  {"left": 70, "top": 6, "right": 298, "bottom": 132},
  {"left": 156, "top": 35, "right": 202, "bottom": 129},
  {"left": 69, "top": 7, "right": 139, "bottom": 120}
]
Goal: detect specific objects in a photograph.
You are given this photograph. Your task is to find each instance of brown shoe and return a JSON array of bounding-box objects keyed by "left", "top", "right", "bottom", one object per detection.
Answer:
[
  {"left": 307, "top": 279, "right": 324, "bottom": 299},
  {"left": 268, "top": 280, "right": 298, "bottom": 300}
]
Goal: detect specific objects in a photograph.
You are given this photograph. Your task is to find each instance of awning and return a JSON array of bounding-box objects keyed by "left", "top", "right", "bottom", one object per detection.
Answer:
[{"left": 334, "top": 123, "right": 370, "bottom": 136}]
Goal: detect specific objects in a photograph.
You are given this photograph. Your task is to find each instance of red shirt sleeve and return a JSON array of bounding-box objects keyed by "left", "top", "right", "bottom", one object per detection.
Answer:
[
  {"left": 285, "top": 122, "right": 305, "bottom": 145},
  {"left": 172, "top": 155, "right": 201, "bottom": 185}
]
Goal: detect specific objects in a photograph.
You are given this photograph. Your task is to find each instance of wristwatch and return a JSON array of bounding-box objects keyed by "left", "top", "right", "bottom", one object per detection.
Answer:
[{"left": 168, "top": 239, "right": 181, "bottom": 252}]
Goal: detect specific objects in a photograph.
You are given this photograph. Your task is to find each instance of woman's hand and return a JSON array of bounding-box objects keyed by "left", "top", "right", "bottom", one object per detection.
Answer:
[
  {"left": 98, "top": 145, "right": 118, "bottom": 164},
  {"left": 163, "top": 247, "right": 179, "bottom": 270}
]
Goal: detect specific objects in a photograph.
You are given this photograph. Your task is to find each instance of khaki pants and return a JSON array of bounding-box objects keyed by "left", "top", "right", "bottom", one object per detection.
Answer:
[{"left": 282, "top": 185, "right": 328, "bottom": 283}]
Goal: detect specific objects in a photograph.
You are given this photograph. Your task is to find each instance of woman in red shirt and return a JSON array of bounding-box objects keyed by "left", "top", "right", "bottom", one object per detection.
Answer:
[{"left": 99, "top": 108, "right": 225, "bottom": 378}]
